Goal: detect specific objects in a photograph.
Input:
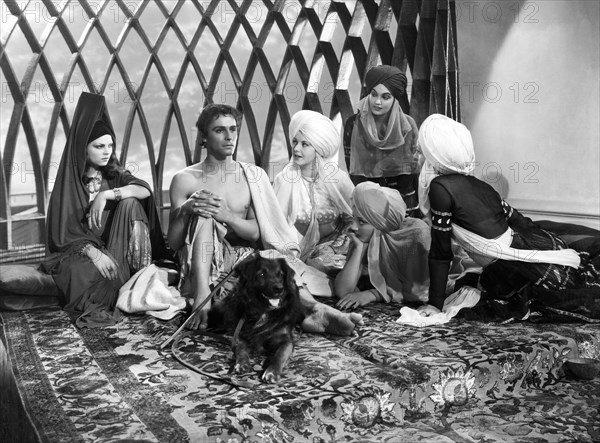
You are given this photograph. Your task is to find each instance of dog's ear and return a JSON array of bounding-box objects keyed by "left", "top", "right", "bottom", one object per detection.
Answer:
[
  {"left": 280, "top": 258, "right": 298, "bottom": 296},
  {"left": 234, "top": 254, "right": 258, "bottom": 284}
]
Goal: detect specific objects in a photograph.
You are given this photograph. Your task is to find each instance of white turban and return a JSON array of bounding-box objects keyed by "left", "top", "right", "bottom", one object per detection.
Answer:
[
  {"left": 418, "top": 114, "right": 475, "bottom": 218},
  {"left": 418, "top": 113, "right": 475, "bottom": 175},
  {"left": 289, "top": 110, "right": 340, "bottom": 160}
]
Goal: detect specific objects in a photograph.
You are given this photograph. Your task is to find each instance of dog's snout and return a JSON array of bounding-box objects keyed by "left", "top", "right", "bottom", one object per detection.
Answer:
[{"left": 272, "top": 282, "right": 284, "bottom": 292}]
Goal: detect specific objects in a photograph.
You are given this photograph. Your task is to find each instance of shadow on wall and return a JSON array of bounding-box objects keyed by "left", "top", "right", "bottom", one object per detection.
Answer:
[
  {"left": 455, "top": 0, "right": 526, "bottom": 201},
  {"left": 456, "top": 0, "right": 527, "bottom": 120},
  {"left": 457, "top": 0, "right": 600, "bottom": 228}
]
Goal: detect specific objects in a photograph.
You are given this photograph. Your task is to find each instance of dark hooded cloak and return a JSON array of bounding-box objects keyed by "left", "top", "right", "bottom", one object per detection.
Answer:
[
  {"left": 43, "top": 92, "right": 168, "bottom": 263},
  {"left": 41, "top": 92, "right": 170, "bottom": 322}
]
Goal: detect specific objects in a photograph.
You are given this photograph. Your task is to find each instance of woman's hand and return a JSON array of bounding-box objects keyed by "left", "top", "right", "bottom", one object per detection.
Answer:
[
  {"left": 347, "top": 232, "right": 366, "bottom": 250},
  {"left": 187, "top": 190, "right": 221, "bottom": 219},
  {"left": 336, "top": 290, "right": 377, "bottom": 310},
  {"left": 87, "top": 191, "right": 109, "bottom": 230},
  {"left": 85, "top": 246, "right": 119, "bottom": 280},
  {"left": 417, "top": 304, "right": 442, "bottom": 317}
]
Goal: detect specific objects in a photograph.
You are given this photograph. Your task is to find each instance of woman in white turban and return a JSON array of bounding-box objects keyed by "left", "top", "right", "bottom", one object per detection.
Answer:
[
  {"left": 417, "top": 114, "right": 599, "bottom": 320},
  {"left": 335, "top": 182, "right": 430, "bottom": 309},
  {"left": 274, "top": 110, "right": 354, "bottom": 275}
]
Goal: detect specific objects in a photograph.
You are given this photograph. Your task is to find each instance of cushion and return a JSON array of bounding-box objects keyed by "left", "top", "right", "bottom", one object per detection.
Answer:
[
  {"left": 0, "top": 264, "right": 59, "bottom": 296},
  {"left": 0, "top": 293, "right": 63, "bottom": 311}
]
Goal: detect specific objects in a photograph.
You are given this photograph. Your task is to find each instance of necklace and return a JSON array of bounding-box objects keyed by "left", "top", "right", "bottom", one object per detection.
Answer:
[{"left": 84, "top": 170, "right": 102, "bottom": 193}]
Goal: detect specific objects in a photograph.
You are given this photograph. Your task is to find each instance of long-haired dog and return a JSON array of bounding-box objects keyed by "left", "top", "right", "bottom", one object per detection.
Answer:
[{"left": 208, "top": 251, "right": 304, "bottom": 383}]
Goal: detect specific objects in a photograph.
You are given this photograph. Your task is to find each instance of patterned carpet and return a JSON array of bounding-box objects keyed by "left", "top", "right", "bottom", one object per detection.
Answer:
[{"left": 1, "top": 303, "right": 599, "bottom": 443}]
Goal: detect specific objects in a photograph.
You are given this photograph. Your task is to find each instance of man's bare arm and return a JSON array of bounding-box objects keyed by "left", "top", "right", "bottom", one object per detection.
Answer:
[
  {"left": 168, "top": 172, "right": 195, "bottom": 251},
  {"left": 214, "top": 200, "right": 260, "bottom": 242}
]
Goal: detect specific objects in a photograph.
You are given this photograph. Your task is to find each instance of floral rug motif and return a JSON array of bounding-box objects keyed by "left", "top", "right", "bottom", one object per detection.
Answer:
[{"left": 1, "top": 303, "right": 599, "bottom": 443}]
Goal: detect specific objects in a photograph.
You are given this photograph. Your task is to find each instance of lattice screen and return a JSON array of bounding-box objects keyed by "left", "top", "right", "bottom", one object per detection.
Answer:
[{"left": 0, "top": 0, "right": 459, "bottom": 259}]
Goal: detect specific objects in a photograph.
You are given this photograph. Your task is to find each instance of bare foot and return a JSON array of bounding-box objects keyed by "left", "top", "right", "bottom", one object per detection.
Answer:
[{"left": 302, "top": 303, "right": 364, "bottom": 336}]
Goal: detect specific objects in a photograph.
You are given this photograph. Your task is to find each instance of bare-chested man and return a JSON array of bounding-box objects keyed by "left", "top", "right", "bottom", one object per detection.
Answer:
[
  {"left": 169, "top": 104, "right": 363, "bottom": 333},
  {"left": 168, "top": 104, "right": 257, "bottom": 329}
]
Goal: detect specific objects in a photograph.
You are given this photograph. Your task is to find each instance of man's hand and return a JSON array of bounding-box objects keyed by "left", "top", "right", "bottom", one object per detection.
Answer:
[
  {"left": 187, "top": 189, "right": 221, "bottom": 219},
  {"left": 211, "top": 196, "right": 234, "bottom": 225},
  {"left": 87, "top": 191, "right": 109, "bottom": 230}
]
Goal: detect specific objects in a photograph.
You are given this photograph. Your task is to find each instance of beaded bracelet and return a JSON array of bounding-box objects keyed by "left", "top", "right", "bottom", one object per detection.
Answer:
[
  {"left": 78, "top": 243, "right": 92, "bottom": 257},
  {"left": 113, "top": 187, "right": 122, "bottom": 202}
]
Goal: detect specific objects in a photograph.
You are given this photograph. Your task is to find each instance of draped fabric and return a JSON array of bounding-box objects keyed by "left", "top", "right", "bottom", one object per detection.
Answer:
[
  {"left": 349, "top": 99, "right": 419, "bottom": 178},
  {"left": 44, "top": 92, "right": 167, "bottom": 262},
  {"left": 451, "top": 223, "right": 581, "bottom": 268},
  {"left": 41, "top": 92, "right": 168, "bottom": 323},
  {"left": 274, "top": 111, "right": 354, "bottom": 262},
  {"left": 348, "top": 64, "right": 419, "bottom": 180},
  {"left": 352, "top": 182, "right": 430, "bottom": 302},
  {"left": 45, "top": 92, "right": 116, "bottom": 256}
]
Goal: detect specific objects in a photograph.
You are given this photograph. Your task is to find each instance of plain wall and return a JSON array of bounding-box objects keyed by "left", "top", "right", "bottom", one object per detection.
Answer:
[{"left": 456, "top": 0, "right": 599, "bottom": 228}]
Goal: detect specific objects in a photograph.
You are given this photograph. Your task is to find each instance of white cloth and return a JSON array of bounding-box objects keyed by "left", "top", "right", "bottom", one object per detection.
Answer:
[
  {"left": 240, "top": 162, "right": 301, "bottom": 258},
  {"left": 396, "top": 286, "right": 481, "bottom": 327},
  {"left": 117, "top": 264, "right": 187, "bottom": 320},
  {"left": 452, "top": 223, "right": 581, "bottom": 268}
]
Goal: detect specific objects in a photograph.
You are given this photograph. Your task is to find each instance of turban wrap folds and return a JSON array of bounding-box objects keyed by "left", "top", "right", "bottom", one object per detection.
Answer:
[
  {"left": 353, "top": 182, "right": 407, "bottom": 233},
  {"left": 289, "top": 110, "right": 340, "bottom": 159},
  {"left": 365, "top": 65, "right": 407, "bottom": 101},
  {"left": 418, "top": 113, "right": 475, "bottom": 176},
  {"left": 417, "top": 114, "right": 475, "bottom": 217}
]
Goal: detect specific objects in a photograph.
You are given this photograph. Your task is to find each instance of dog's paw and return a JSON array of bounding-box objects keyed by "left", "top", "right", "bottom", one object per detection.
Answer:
[
  {"left": 262, "top": 367, "right": 281, "bottom": 384},
  {"left": 233, "top": 360, "right": 252, "bottom": 374}
]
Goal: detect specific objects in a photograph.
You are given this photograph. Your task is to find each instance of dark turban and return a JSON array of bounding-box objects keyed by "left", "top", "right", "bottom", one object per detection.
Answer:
[
  {"left": 87, "top": 119, "right": 114, "bottom": 144},
  {"left": 364, "top": 65, "right": 407, "bottom": 101}
]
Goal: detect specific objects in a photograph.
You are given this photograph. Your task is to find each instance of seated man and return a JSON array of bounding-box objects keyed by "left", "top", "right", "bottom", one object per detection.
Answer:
[{"left": 168, "top": 104, "right": 363, "bottom": 334}]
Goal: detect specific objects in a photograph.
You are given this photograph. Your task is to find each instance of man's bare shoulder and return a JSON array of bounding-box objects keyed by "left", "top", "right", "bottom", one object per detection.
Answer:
[{"left": 171, "top": 164, "right": 203, "bottom": 183}]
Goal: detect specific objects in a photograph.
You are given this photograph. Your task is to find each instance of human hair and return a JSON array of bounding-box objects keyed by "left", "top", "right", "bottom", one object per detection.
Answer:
[
  {"left": 100, "top": 153, "right": 123, "bottom": 179},
  {"left": 85, "top": 134, "right": 124, "bottom": 179},
  {"left": 196, "top": 104, "right": 242, "bottom": 140}
]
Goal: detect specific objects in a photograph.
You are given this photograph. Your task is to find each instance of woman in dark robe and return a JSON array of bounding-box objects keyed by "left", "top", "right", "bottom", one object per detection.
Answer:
[
  {"left": 41, "top": 92, "right": 169, "bottom": 327},
  {"left": 416, "top": 114, "right": 600, "bottom": 321}
]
